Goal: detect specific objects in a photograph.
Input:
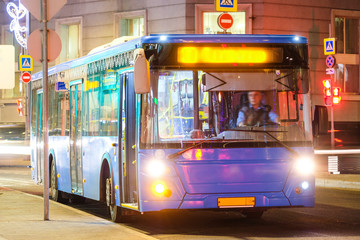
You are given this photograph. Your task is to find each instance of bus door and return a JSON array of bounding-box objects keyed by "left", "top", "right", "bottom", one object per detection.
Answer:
[
  {"left": 35, "top": 90, "right": 43, "bottom": 183},
  {"left": 69, "top": 80, "right": 83, "bottom": 195},
  {"left": 119, "top": 72, "right": 138, "bottom": 206}
]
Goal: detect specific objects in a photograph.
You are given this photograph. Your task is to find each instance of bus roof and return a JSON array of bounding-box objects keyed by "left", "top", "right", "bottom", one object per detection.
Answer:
[
  {"left": 31, "top": 34, "right": 307, "bottom": 80},
  {"left": 143, "top": 34, "right": 308, "bottom": 44},
  {"left": 31, "top": 36, "right": 142, "bottom": 81}
]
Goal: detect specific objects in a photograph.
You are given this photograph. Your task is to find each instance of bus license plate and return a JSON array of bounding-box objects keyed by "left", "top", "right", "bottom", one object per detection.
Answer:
[{"left": 218, "top": 197, "right": 255, "bottom": 208}]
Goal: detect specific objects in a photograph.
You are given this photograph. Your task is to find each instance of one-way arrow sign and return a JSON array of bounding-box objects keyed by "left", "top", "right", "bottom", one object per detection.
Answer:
[{"left": 326, "top": 68, "right": 335, "bottom": 75}]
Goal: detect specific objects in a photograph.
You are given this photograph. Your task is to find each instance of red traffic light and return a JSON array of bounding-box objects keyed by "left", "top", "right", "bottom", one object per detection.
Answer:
[
  {"left": 323, "top": 79, "right": 332, "bottom": 96},
  {"left": 323, "top": 79, "right": 331, "bottom": 89},
  {"left": 333, "top": 87, "right": 341, "bottom": 104},
  {"left": 325, "top": 88, "right": 331, "bottom": 97},
  {"left": 322, "top": 79, "right": 332, "bottom": 106}
]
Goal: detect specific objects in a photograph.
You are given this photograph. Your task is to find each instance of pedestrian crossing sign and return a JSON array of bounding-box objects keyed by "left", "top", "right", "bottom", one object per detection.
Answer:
[
  {"left": 216, "top": 0, "right": 237, "bottom": 12},
  {"left": 19, "top": 55, "right": 33, "bottom": 71},
  {"left": 324, "top": 38, "right": 335, "bottom": 55}
]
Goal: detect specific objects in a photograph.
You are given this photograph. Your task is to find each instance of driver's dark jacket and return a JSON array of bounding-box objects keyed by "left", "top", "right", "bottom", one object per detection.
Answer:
[{"left": 236, "top": 104, "right": 278, "bottom": 126}]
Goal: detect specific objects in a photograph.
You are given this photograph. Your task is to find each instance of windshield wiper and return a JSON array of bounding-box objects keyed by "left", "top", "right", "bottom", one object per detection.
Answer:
[
  {"left": 204, "top": 72, "right": 226, "bottom": 91},
  {"left": 167, "top": 138, "right": 221, "bottom": 160},
  {"left": 223, "top": 128, "right": 299, "bottom": 157},
  {"left": 274, "top": 72, "right": 295, "bottom": 91}
]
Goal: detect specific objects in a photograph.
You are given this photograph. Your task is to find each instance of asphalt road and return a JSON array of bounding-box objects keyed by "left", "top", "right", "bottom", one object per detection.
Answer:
[{"left": 1, "top": 156, "right": 360, "bottom": 240}]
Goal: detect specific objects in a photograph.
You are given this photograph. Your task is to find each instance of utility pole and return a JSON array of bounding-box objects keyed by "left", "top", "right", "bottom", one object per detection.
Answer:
[
  {"left": 41, "top": 0, "right": 49, "bottom": 221},
  {"left": 22, "top": 0, "right": 65, "bottom": 221}
]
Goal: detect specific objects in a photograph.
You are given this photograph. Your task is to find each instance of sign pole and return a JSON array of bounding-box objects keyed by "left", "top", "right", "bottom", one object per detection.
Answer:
[
  {"left": 22, "top": 0, "right": 65, "bottom": 221},
  {"left": 41, "top": 0, "right": 50, "bottom": 221},
  {"left": 330, "top": 76, "right": 335, "bottom": 149},
  {"left": 324, "top": 38, "right": 336, "bottom": 149}
]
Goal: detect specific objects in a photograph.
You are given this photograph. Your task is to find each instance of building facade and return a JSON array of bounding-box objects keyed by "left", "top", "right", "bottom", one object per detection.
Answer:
[{"left": 1, "top": 0, "right": 360, "bottom": 146}]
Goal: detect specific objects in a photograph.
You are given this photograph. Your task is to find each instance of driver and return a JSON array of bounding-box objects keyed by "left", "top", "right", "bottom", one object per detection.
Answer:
[{"left": 237, "top": 91, "right": 279, "bottom": 127}]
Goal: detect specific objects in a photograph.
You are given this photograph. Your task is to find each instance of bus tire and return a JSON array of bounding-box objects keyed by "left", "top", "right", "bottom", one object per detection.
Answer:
[
  {"left": 106, "top": 177, "right": 124, "bottom": 222},
  {"left": 50, "top": 160, "right": 67, "bottom": 203}
]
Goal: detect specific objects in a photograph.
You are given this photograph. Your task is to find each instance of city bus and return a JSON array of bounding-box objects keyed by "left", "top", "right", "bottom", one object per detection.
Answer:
[{"left": 30, "top": 34, "right": 317, "bottom": 222}]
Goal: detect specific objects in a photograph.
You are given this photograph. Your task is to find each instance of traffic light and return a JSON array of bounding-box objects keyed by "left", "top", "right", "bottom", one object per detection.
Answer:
[
  {"left": 333, "top": 87, "right": 341, "bottom": 104},
  {"left": 323, "top": 79, "right": 332, "bottom": 106},
  {"left": 16, "top": 99, "right": 23, "bottom": 116}
]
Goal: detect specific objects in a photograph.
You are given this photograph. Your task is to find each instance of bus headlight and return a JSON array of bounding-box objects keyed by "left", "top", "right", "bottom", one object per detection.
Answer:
[
  {"left": 146, "top": 160, "right": 166, "bottom": 177},
  {"left": 295, "top": 157, "right": 314, "bottom": 175}
]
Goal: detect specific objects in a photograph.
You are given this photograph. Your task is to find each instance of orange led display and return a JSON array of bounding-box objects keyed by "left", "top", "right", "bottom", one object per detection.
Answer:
[{"left": 177, "top": 46, "right": 282, "bottom": 64}]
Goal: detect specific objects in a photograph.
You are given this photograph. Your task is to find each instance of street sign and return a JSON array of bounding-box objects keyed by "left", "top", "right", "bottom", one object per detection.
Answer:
[
  {"left": 56, "top": 82, "right": 68, "bottom": 91},
  {"left": 21, "top": 72, "right": 31, "bottom": 83},
  {"left": 28, "top": 29, "right": 62, "bottom": 63},
  {"left": 325, "top": 55, "right": 335, "bottom": 68},
  {"left": 326, "top": 68, "right": 335, "bottom": 75},
  {"left": 19, "top": 55, "right": 33, "bottom": 71},
  {"left": 0, "top": 45, "right": 15, "bottom": 89},
  {"left": 216, "top": 0, "right": 237, "bottom": 12},
  {"left": 324, "top": 38, "right": 335, "bottom": 55},
  {"left": 21, "top": 0, "right": 67, "bottom": 21},
  {"left": 217, "top": 13, "right": 233, "bottom": 30}
]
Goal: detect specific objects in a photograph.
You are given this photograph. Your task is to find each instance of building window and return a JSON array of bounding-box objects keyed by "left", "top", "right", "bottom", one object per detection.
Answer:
[
  {"left": 203, "top": 12, "right": 246, "bottom": 34},
  {"left": 55, "top": 17, "right": 82, "bottom": 64},
  {"left": 195, "top": 4, "right": 252, "bottom": 34},
  {"left": 332, "top": 10, "right": 360, "bottom": 93},
  {"left": 335, "top": 17, "right": 358, "bottom": 54},
  {"left": 114, "top": 10, "right": 146, "bottom": 38}
]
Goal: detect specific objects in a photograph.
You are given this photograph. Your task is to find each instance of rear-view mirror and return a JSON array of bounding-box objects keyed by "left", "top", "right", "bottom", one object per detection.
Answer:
[{"left": 134, "top": 48, "right": 150, "bottom": 94}]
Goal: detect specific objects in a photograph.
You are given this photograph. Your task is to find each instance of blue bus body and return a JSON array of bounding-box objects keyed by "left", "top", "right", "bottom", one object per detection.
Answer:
[
  {"left": 30, "top": 34, "right": 314, "bottom": 221},
  {"left": 138, "top": 147, "right": 314, "bottom": 212}
]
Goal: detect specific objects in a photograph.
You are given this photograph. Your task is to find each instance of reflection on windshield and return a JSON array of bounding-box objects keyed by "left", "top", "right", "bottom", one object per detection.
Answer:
[{"left": 140, "top": 69, "right": 312, "bottom": 147}]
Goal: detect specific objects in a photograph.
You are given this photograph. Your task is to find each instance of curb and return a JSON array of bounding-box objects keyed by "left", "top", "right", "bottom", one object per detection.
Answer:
[
  {"left": 315, "top": 178, "right": 360, "bottom": 191},
  {"left": 1, "top": 189, "right": 157, "bottom": 240}
]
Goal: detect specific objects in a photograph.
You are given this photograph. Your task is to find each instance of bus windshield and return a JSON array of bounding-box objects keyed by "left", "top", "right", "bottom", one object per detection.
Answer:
[{"left": 140, "top": 68, "right": 312, "bottom": 148}]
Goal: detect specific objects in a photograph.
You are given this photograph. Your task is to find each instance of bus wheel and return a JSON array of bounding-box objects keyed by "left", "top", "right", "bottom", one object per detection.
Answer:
[
  {"left": 106, "top": 177, "right": 123, "bottom": 222},
  {"left": 50, "top": 160, "right": 67, "bottom": 203}
]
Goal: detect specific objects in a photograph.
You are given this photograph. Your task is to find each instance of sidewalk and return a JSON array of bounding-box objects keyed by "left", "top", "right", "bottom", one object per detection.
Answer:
[
  {"left": 0, "top": 187, "right": 156, "bottom": 240},
  {"left": 315, "top": 172, "right": 360, "bottom": 191}
]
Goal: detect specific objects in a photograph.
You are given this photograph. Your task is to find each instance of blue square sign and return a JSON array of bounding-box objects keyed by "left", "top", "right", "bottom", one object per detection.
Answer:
[
  {"left": 324, "top": 38, "right": 335, "bottom": 55},
  {"left": 216, "top": 0, "right": 237, "bottom": 12},
  {"left": 19, "top": 55, "right": 33, "bottom": 71}
]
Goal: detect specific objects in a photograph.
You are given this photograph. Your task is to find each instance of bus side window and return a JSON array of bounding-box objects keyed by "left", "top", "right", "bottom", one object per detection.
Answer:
[
  {"left": 99, "top": 88, "right": 119, "bottom": 136},
  {"left": 59, "top": 92, "right": 69, "bottom": 136},
  {"left": 83, "top": 76, "right": 100, "bottom": 136}
]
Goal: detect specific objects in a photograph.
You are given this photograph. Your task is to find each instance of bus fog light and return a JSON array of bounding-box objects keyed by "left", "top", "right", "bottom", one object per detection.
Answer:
[
  {"left": 154, "top": 183, "right": 165, "bottom": 194},
  {"left": 301, "top": 181, "right": 309, "bottom": 190}
]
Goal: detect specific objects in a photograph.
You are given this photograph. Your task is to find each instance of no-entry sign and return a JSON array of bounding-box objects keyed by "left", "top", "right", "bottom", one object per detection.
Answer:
[
  {"left": 217, "top": 13, "right": 233, "bottom": 30},
  {"left": 21, "top": 72, "right": 31, "bottom": 83}
]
